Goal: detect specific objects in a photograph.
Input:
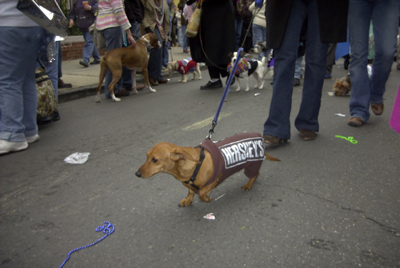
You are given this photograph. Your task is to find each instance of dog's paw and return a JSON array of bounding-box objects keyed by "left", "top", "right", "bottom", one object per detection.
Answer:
[
  {"left": 245, "top": 88, "right": 250, "bottom": 92},
  {"left": 236, "top": 88, "right": 241, "bottom": 92},
  {"left": 113, "top": 97, "right": 121, "bottom": 102},
  {"left": 95, "top": 97, "right": 101, "bottom": 103},
  {"left": 178, "top": 199, "right": 192, "bottom": 207},
  {"left": 149, "top": 88, "right": 157, "bottom": 93},
  {"left": 132, "top": 89, "right": 138, "bottom": 95},
  {"left": 182, "top": 80, "right": 187, "bottom": 83}
]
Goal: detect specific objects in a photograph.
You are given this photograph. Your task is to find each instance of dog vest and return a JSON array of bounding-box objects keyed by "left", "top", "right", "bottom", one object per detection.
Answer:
[
  {"left": 198, "top": 132, "right": 265, "bottom": 189},
  {"left": 177, "top": 57, "right": 197, "bottom": 75},
  {"left": 227, "top": 59, "right": 258, "bottom": 77}
]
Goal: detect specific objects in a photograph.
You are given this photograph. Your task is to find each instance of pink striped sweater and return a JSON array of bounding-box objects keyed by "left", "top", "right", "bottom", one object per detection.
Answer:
[{"left": 96, "top": 0, "right": 131, "bottom": 31}]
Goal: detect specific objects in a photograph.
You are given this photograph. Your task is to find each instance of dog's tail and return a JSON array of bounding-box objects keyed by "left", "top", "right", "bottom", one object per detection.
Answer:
[{"left": 265, "top": 151, "right": 281, "bottom": 162}]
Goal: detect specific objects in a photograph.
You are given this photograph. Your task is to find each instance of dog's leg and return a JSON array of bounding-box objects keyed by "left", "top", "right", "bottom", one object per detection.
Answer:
[
  {"left": 196, "top": 64, "right": 202, "bottom": 80},
  {"left": 131, "top": 69, "right": 138, "bottom": 95},
  {"left": 179, "top": 188, "right": 195, "bottom": 207},
  {"left": 182, "top": 74, "right": 187, "bottom": 83},
  {"left": 142, "top": 68, "right": 156, "bottom": 93},
  {"left": 198, "top": 174, "right": 221, "bottom": 202},
  {"left": 241, "top": 172, "right": 259, "bottom": 191},
  {"left": 95, "top": 61, "right": 108, "bottom": 103},
  {"left": 235, "top": 77, "right": 241, "bottom": 92},
  {"left": 244, "top": 75, "right": 250, "bottom": 91},
  {"left": 192, "top": 72, "right": 196, "bottom": 80}
]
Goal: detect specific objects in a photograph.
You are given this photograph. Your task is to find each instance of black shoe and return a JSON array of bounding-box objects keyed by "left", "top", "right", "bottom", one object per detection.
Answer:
[
  {"left": 293, "top": 78, "right": 300, "bottom": 87},
  {"left": 200, "top": 80, "right": 222, "bottom": 90},
  {"left": 226, "top": 76, "right": 235, "bottom": 87},
  {"left": 79, "top": 60, "right": 89, "bottom": 67},
  {"left": 37, "top": 110, "right": 60, "bottom": 126},
  {"left": 91, "top": 59, "right": 101, "bottom": 65}
]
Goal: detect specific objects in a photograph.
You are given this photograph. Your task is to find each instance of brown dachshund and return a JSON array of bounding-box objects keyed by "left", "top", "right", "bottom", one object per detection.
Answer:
[
  {"left": 95, "top": 32, "right": 161, "bottom": 103},
  {"left": 135, "top": 133, "right": 280, "bottom": 207}
]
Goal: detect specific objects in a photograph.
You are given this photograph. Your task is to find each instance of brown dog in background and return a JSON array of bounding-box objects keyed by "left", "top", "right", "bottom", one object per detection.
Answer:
[
  {"left": 333, "top": 73, "right": 352, "bottom": 96},
  {"left": 95, "top": 33, "right": 161, "bottom": 103},
  {"left": 135, "top": 133, "right": 280, "bottom": 207}
]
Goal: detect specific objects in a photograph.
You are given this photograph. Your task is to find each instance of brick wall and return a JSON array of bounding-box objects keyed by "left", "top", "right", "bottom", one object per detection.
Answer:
[{"left": 61, "top": 36, "right": 107, "bottom": 61}]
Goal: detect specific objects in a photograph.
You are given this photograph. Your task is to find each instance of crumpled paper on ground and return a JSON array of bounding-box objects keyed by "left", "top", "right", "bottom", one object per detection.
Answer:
[{"left": 64, "top": 152, "right": 90, "bottom": 164}]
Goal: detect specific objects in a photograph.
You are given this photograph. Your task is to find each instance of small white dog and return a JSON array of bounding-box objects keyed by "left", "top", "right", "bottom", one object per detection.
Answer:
[
  {"left": 228, "top": 52, "right": 267, "bottom": 92},
  {"left": 167, "top": 57, "right": 202, "bottom": 82}
]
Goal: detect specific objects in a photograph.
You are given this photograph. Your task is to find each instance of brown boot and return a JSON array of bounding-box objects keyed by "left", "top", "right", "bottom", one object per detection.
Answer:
[{"left": 371, "top": 103, "right": 384, "bottom": 115}]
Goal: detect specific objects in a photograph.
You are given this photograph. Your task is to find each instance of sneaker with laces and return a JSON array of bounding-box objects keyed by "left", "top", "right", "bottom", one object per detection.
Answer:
[
  {"left": 0, "top": 140, "right": 28, "bottom": 155},
  {"left": 26, "top": 134, "right": 40, "bottom": 144}
]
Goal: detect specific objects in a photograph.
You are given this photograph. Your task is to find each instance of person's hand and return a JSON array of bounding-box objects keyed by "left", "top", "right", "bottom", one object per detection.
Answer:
[
  {"left": 127, "top": 31, "right": 136, "bottom": 47},
  {"left": 69, "top": 20, "right": 74, "bottom": 28},
  {"left": 255, "top": 0, "right": 263, "bottom": 8},
  {"left": 84, "top": 4, "right": 91, "bottom": 10}
]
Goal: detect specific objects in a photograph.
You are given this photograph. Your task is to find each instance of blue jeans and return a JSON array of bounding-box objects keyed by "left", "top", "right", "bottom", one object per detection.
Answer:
[
  {"left": 235, "top": 18, "right": 243, "bottom": 50},
  {"left": 148, "top": 26, "right": 167, "bottom": 81},
  {"left": 82, "top": 30, "right": 101, "bottom": 63},
  {"left": 122, "top": 23, "right": 142, "bottom": 89},
  {"left": 348, "top": 0, "right": 399, "bottom": 122},
  {"left": 131, "top": 21, "right": 141, "bottom": 41},
  {"left": 0, "top": 26, "right": 44, "bottom": 142},
  {"left": 100, "top": 27, "right": 123, "bottom": 97},
  {"left": 252, "top": 24, "right": 266, "bottom": 60},
  {"left": 294, "top": 55, "right": 303, "bottom": 79},
  {"left": 46, "top": 41, "right": 60, "bottom": 99},
  {"left": 181, "top": 25, "right": 188, "bottom": 51},
  {"left": 263, "top": 0, "right": 328, "bottom": 139}
]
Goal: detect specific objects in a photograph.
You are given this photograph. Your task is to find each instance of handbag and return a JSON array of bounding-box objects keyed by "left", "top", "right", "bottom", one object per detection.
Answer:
[
  {"left": 90, "top": 21, "right": 106, "bottom": 50},
  {"left": 185, "top": 5, "right": 201, "bottom": 38},
  {"left": 36, "top": 66, "right": 58, "bottom": 118}
]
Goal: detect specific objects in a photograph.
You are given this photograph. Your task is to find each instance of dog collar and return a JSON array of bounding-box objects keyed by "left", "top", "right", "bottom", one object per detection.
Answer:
[
  {"left": 142, "top": 37, "right": 150, "bottom": 43},
  {"left": 183, "top": 146, "right": 205, "bottom": 190}
]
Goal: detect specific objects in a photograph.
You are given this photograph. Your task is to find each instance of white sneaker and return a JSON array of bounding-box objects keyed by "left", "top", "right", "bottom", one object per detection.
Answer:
[
  {"left": 26, "top": 134, "right": 40, "bottom": 144},
  {"left": 0, "top": 140, "right": 28, "bottom": 155}
]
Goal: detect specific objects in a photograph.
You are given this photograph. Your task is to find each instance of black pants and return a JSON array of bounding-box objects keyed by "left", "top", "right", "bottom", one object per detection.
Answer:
[{"left": 208, "top": 65, "right": 229, "bottom": 80}]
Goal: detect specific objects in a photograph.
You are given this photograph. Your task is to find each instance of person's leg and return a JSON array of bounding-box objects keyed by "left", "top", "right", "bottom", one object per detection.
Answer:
[
  {"left": 252, "top": 24, "right": 263, "bottom": 60},
  {"left": 348, "top": 0, "right": 372, "bottom": 122},
  {"left": 325, "top": 43, "right": 337, "bottom": 77},
  {"left": 82, "top": 31, "right": 93, "bottom": 63},
  {"left": 263, "top": 0, "right": 306, "bottom": 140},
  {"left": 235, "top": 18, "right": 244, "bottom": 50},
  {"left": 0, "top": 26, "right": 43, "bottom": 144},
  {"left": 294, "top": 55, "right": 303, "bottom": 79},
  {"left": 369, "top": 0, "right": 399, "bottom": 106},
  {"left": 148, "top": 26, "right": 164, "bottom": 82},
  {"left": 131, "top": 21, "right": 141, "bottom": 41},
  {"left": 181, "top": 25, "right": 188, "bottom": 51},
  {"left": 101, "top": 27, "right": 123, "bottom": 97},
  {"left": 294, "top": 0, "right": 328, "bottom": 133},
  {"left": 46, "top": 41, "right": 59, "bottom": 99},
  {"left": 85, "top": 30, "right": 101, "bottom": 61}
]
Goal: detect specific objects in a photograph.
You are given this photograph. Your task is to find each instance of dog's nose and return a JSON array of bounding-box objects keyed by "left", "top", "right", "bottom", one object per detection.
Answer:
[{"left": 135, "top": 171, "right": 142, "bottom": 177}]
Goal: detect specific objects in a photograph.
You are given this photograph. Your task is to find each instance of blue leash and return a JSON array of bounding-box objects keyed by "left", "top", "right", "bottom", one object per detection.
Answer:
[
  {"left": 207, "top": 47, "right": 244, "bottom": 139},
  {"left": 59, "top": 221, "right": 115, "bottom": 268}
]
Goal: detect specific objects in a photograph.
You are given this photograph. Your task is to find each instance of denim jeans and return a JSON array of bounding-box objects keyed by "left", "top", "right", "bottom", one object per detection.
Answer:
[
  {"left": 82, "top": 30, "right": 101, "bottom": 63},
  {"left": 122, "top": 23, "right": 142, "bottom": 89},
  {"left": 181, "top": 25, "right": 188, "bottom": 51},
  {"left": 294, "top": 55, "right": 303, "bottom": 79},
  {"left": 252, "top": 24, "right": 266, "bottom": 60},
  {"left": 45, "top": 41, "right": 60, "bottom": 98},
  {"left": 348, "top": 0, "right": 399, "bottom": 122},
  {"left": 235, "top": 18, "right": 243, "bottom": 50},
  {"left": 100, "top": 27, "right": 123, "bottom": 97},
  {"left": 263, "top": 0, "right": 328, "bottom": 139},
  {"left": 148, "top": 26, "right": 167, "bottom": 81},
  {"left": 0, "top": 26, "right": 44, "bottom": 142}
]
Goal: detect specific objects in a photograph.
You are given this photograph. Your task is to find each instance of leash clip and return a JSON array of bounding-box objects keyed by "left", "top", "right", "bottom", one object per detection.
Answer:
[{"left": 207, "top": 121, "right": 217, "bottom": 139}]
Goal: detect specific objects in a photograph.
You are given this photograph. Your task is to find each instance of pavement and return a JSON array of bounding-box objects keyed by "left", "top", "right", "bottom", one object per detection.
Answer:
[
  {"left": 1, "top": 52, "right": 400, "bottom": 267},
  {"left": 58, "top": 45, "right": 197, "bottom": 103}
]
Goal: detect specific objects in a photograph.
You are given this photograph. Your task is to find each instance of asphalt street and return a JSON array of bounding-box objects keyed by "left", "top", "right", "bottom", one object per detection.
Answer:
[{"left": 1, "top": 59, "right": 400, "bottom": 268}]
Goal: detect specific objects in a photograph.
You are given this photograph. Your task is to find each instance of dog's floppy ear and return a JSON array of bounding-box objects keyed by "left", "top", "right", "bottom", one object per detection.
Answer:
[{"left": 170, "top": 148, "right": 201, "bottom": 164}]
